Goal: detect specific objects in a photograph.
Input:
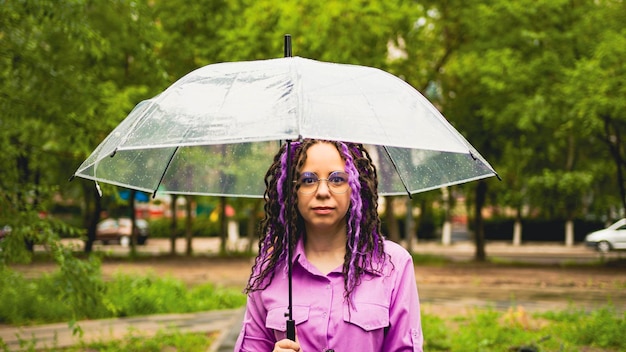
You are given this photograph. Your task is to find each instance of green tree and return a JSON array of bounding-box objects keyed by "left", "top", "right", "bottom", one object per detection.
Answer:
[
  {"left": 0, "top": 1, "right": 166, "bottom": 256},
  {"left": 216, "top": 0, "right": 420, "bottom": 66},
  {"left": 71, "top": 0, "right": 166, "bottom": 253},
  {"left": 154, "top": 0, "right": 236, "bottom": 79},
  {"left": 564, "top": 1, "right": 626, "bottom": 219},
  {"left": 0, "top": 1, "right": 105, "bottom": 253},
  {"left": 428, "top": 0, "right": 621, "bottom": 256},
  {"left": 152, "top": 0, "right": 425, "bottom": 251}
]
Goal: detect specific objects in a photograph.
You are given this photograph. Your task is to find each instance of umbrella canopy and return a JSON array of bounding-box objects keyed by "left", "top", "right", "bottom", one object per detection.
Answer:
[{"left": 74, "top": 56, "right": 497, "bottom": 198}]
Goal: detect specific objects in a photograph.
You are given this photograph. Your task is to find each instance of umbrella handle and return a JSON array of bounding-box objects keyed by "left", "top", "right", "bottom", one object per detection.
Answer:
[{"left": 286, "top": 319, "right": 296, "bottom": 341}]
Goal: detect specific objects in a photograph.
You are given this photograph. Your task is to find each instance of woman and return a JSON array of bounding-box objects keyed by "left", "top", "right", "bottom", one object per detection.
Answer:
[{"left": 234, "top": 139, "right": 423, "bottom": 352}]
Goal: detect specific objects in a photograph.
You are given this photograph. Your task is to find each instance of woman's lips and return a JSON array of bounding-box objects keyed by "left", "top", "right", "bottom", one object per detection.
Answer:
[{"left": 312, "top": 206, "right": 333, "bottom": 215}]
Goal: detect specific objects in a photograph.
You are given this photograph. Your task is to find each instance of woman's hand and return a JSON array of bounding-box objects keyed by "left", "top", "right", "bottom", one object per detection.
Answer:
[{"left": 273, "top": 338, "right": 302, "bottom": 352}]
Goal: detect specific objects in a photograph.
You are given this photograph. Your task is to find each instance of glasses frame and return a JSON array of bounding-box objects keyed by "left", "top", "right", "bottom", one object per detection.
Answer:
[{"left": 295, "top": 171, "right": 350, "bottom": 195}]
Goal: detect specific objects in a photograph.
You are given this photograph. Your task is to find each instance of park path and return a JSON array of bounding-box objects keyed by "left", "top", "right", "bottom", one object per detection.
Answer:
[{"left": 0, "top": 309, "right": 244, "bottom": 351}]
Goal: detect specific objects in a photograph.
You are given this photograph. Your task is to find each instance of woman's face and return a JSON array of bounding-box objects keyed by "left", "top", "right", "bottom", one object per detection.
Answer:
[{"left": 296, "top": 142, "right": 352, "bottom": 232}]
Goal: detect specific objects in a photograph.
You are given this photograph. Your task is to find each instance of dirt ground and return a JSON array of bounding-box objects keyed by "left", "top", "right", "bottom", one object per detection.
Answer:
[{"left": 12, "top": 255, "right": 626, "bottom": 316}]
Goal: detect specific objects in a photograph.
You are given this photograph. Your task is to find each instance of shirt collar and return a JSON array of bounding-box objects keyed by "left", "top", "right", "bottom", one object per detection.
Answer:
[{"left": 292, "top": 237, "right": 383, "bottom": 277}]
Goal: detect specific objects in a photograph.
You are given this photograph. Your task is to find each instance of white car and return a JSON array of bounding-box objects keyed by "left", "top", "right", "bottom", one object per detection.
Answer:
[{"left": 585, "top": 218, "right": 626, "bottom": 253}]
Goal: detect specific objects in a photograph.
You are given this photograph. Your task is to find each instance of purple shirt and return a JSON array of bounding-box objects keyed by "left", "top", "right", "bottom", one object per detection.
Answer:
[{"left": 234, "top": 240, "right": 423, "bottom": 351}]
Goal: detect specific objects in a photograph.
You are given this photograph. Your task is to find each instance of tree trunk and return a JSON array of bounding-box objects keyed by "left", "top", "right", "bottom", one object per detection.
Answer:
[
  {"left": 384, "top": 196, "right": 400, "bottom": 243},
  {"left": 84, "top": 183, "right": 101, "bottom": 253},
  {"left": 512, "top": 208, "right": 522, "bottom": 246},
  {"left": 405, "top": 197, "right": 416, "bottom": 253},
  {"left": 441, "top": 187, "right": 452, "bottom": 246},
  {"left": 474, "top": 180, "right": 487, "bottom": 261},
  {"left": 185, "top": 195, "right": 193, "bottom": 256},
  {"left": 220, "top": 197, "right": 227, "bottom": 254},
  {"left": 513, "top": 219, "right": 522, "bottom": 246},
  {"left": 246, "top": 199, "right": 262, "bottom": 253},
  {"left": 416, "top": 197, "right": 428, "bottom": 242},
  {"left": 601, "top": 115, "right": 626, "bottom": 218},
  {"left": 16, "top": 152, "right": 34, "bottom": 252},
  {"left": 129, "top": 190, "right": 137, "bottom": 256},
  {"left": 170, "top": 194, "right": 178, "bottom": 255},
  {"left": 565, "top": 219, "right": 574, "bottom": 247}
]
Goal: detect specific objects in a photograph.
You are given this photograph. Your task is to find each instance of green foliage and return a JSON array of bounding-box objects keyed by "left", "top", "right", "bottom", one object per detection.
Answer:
[
  {"left": 439, "top": 0, "right": 626, "bottom": 221},
  {"left": 0, "top": 264, "right": 109, "bottom": 325},
  {"left": 72, "top": 329, "right": 213, "bottom": 352},
  {"left": 411, "top": 253, "right": 452, "bottom": 266},
  {"left": 0, "top": 194, "right": 85, "bottom": 265},
  {"left": 423, "top": 305, "right": 626, "bottom": 351},
  {"left": 103, "top": 273, "right": 187, "bottom": 317},
  {"left": 0, "top": 267, "right": 245, "bottom": 325},
  {"left": 104, "top": 272, "right": 245, "bottom": 317},
  {"left": 542, "top": 307, "right": 626, "bottom": 349},
  {"left": 148, "top": 215, "right": 221, "bottom": 238},
  {"left": 1, "top": 0, "right": 625, "bottom": 258},
  {"left": 527, "top": 170, "right": 593, "bottom": 218},
  {"left": 420, "top": 314, "right": 452, "bottom": 350}
]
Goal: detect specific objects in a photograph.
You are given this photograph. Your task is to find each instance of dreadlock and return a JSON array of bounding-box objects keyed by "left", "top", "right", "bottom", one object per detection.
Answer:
[{"left": 245, "top": 139, "right": 387, "bottom": 305}]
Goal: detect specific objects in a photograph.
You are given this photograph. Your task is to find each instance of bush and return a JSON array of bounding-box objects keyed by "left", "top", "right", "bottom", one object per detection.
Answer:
[
  {"left": 148, "top": 215, "right": 221, "bottom": 238},
  {"left": 0, "top": 267, "right": 246, "bottom": 325},
  {"left": 542, "top": 306, "right": 626, "bottom": 349},
  {"left": 0, "top": 266, "right": 109, "bottom": 325}
]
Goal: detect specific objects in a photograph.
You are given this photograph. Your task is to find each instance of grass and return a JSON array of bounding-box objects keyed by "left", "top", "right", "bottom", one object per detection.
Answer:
[
  {"left": 0, "top": 266, "right": 246, "bottom": 326},
  {"left": 75, "top": 330, "right": 215, "bottom": 352},
  {"left": 423, "top": 305, "right": 625, "bottom": 351},
  {"left": 3, "top": 305, "right": 623, "bottom": 352},
  {"left": 411, "top": 253, "right": 454, "bottom": 265},
  {"left": 1, "top": 254, "right": 625, "bottom": 351},
  {"left": 0, "top": 329, "right": 216, "bottom": 352}
]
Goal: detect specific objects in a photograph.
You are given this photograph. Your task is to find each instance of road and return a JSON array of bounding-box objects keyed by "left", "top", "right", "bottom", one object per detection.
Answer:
[{"left": 57, "top": 237, "right": 624, "bottom": 265}]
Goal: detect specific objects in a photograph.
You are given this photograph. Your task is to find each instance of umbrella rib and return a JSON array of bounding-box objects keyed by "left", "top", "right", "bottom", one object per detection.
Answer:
[
  {"left": 152, "top": 146, "right": 180, "bottom": 198},
  {"left": 382, "top": 146, "right": 412, "bottom": 198}
]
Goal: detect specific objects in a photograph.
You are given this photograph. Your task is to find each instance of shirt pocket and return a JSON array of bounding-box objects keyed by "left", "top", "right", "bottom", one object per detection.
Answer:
[
  {"left": 265, "top": 305, "right": 310, "bottom": 332},
  {"left": 343, "top": 302, "right": 390, "bottom": 332}
]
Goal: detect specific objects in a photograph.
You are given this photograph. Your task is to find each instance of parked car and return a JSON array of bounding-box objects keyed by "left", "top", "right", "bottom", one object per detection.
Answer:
[
  {"left": 96, "top": 218, "right": 149, "bottom": 246},
  {"left": 585, "top": 218, "right": 626, "bottom": 253}
]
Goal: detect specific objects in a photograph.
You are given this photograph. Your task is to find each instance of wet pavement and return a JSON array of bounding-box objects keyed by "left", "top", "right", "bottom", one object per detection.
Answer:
[{"left": 0, "top": 309, "right": 244, "bottom": 351}]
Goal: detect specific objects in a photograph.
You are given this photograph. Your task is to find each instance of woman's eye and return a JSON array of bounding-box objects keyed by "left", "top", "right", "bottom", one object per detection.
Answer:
[
  {"left": 302, "top": 177, "right": 316, "bottom": 184},
  {"left": 329, "top": 173, "right": 348, "bottom": 184},
  {"left": 300, "top": 173, "right": 318, "bottom": 185}
]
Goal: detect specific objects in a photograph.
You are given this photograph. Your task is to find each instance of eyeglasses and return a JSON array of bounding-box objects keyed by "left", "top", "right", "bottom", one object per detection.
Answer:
[{"left": 297, "top": 171, "right": 350, "bottom": 194}]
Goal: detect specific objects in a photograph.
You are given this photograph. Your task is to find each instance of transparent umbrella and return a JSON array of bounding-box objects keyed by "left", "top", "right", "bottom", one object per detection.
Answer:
[
  {"left": 74, "top": 57, "right": 497, "bottom": 198},
  {"left": 73, "top": 38, "right": 498, "bottom": 340}
]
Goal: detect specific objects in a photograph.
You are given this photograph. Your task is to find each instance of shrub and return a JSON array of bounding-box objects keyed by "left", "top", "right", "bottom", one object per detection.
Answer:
[{"left": 0, "top": 267, "right": 246, "bottom": 325}]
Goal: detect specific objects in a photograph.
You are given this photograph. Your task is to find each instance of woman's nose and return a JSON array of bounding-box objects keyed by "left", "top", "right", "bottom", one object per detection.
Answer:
[{"left": 315, "top": 179, "right": 331, "bottom": 196}]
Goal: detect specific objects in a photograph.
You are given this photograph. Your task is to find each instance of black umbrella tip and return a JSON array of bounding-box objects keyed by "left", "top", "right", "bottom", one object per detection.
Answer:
[{"left": 284, "top": 34, "right": 292, "bottom": 57}]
